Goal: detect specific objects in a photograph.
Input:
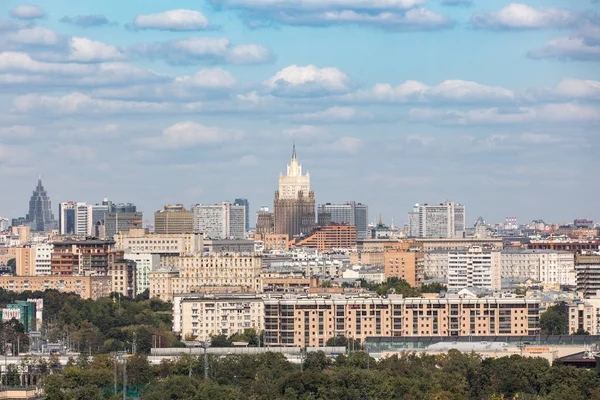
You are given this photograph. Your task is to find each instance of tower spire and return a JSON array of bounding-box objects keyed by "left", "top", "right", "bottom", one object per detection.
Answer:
[{"left": 292, "top": 142, "right": 296, "bottom": 160}]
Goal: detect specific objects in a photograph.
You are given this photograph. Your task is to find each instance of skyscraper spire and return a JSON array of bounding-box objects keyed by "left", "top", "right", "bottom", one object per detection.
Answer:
[{"left": 292, "top": 142, "right": 297, "bottom": 160}]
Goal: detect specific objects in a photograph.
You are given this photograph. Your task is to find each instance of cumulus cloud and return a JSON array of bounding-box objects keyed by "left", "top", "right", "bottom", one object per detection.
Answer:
[
  {"left": 529, "top": 35, "right": 600, "bottom": 61},
  {"left": 441, "top": 0, "right": 472, "bottom": 6},
  {"left": 265, "top": 64, "right": 351, "bottom": 97},
  {"left": 291, "top": 106, "right": 372, "bottom": 122},
  {"left": 175, "top": 67, "right": 237, "bottom": 88},
  {"left": 208, "top": 0, "right": 452, "bottom": 30},
  {"left": 408, "top": 103, "right": 600, "bottom": 125},
  {"left": 0, "top": 52, "right": 167, "bottom": 89},
  {"left": 60, "top": 15, "right": 115, "bottom": 28},
  {"left": 345, "top": 79, "right": 515, "bottom": 103},
  {"left": 0, "top": 125, "right": 35, "bottom": 138},
  {"left": 67, "top": 37, "right": 125, "bottom": 62},
  {"left": 10, "top": 5, "right": 45, "bottom": 20},
  {"left": 3, "top": 26, "right": 62, "bottom": 47},
  {"left": 139, "top": 121, "right": 243, "bottom": 149},
  {"left": 282, "top": 125, "right": 328, "bottom": 138},
  {"left": 470, "top": 3, "right": 581, "bottom": 30},
  {"left": 133, "top": 9, "right": 209, "bottom": 31},
  {"left": 522, "top": 79, "right": 600, "bottom": 101},
  {"left": 128, "top": 37, "right": 272, "bottom": 65}
]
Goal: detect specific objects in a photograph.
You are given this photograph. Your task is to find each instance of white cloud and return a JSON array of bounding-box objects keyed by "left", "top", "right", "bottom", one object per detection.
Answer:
[
  {"left": 282, "top": 125, "right": 328, "bottom": 138},
  {"left": 208, "top": 0, "right": 452, "bottom": 30},
  {"left": 68, "top": 37, "right": 125, "bottom": 62},
  {"left": 5, "top": 26, "right": 60, "bottom": 47},
  {"left": 409, "top": 103, "right": 600, "bottom": 125},
  {"left": 529, "top": 36, "right": 600, "bottom": 61},
  {"left": 139, "top": 121, "right": 243, "bottom": 149},
  {"left": 441, "top": 0, "right": 472, "bottom": 6},
  {"left": 265, "top": 64, "right": 350, "bottom": 96},
  {"left": 10, "top": 5, "right": 45, "bottom": 20},
  {"left": 209, "top": 0, "right": 424, "bottom": 11},
  {"left": 0, "top": 125, "right": 35, "bottom": 138},
  {"left": 331, "top": 136, "right": 362, "bottom": 153},
  {"left": 470, "top": 3, "right": 581, "bottom": 29},
  {"left": 0, "top": 52, "right": 167, "bottom": 88},
  {"left": 291, "top": 106, "right": 372, "bottom": 122},
  {"left": 519, "top": 132, "right": 563, "bottom": 144},
  {"left": 174, "top": 67, "right": 237, "bottom": 88},
  {"left": 522, "top": 79, "right": 600, "bottom": 101},
  {"left": 225, "top": 44, "right": 273, "bottom": 64},
  {"left": 134, "top": 9, "right": 209, "bottom": 31},
  {"left": 128, "top": 37, "right": 272, "bottom": 65},
  {"left": 346, "top": 79, "right": 515, "bottom": 103}
]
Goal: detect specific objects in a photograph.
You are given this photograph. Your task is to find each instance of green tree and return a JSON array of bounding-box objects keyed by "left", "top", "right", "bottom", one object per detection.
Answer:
[
  {"left": 540, "top": 302, "right": 568, "bottom": 335},
  {"left": 421, "top": 282, "right": 448, "bottom": 293}
]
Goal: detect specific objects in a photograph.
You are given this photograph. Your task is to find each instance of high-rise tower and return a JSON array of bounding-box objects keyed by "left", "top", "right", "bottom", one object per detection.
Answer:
[
  {"left": 273, "top": 144, "right": 315, "bottom": 238},
  {"left": 26, "top": 176, "right": 56, "bottom": 232}
]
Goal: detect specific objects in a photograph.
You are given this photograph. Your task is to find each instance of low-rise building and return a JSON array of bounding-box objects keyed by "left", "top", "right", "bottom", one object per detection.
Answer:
[
  {"left": 501, "top": 249, "right": 575, "bottom": 286},
  {"left": 173, "top": 294, "right": 264, "bottom": 342},
  {"left": 567, "top": 294, "right": 600, "bottom": 334},
  {"left": 295, "top": 225, "right": 358, "bottom": 252},
  {"left": 576, "top": 254, "right": 600, "bottom": 298},
  {"left": 114, "top": 229, "right": 203, "bottom": 255}
]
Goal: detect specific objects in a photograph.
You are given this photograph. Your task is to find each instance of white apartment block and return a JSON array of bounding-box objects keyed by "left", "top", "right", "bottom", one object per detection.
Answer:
[
  {"left": 447, "top": 247, "right": 501, "bottom": 291},
  {"left": 150, "top": 253, "right": 263, "bottom": 301},
  {"left": 34, "top": 243, "right": 53, "bottom": 276},
  {"left": 114, "top": 229, "right": 203, "bottom": 255},
  {"left": 500, "top": 249, "right": 575, "bottom": 286},
  {"left": 173, "top": 294, "right": 264, "bottom": 341},
  {"left": 124, "top": 253, "right": 160, "bottom": 295},
  {"left": 192, "top": 202, "right": 246, "bottom": 239},
  {"left": 424, "top": 250, "right": 450, "bottom": 279},
  {"left": 410, "top": 202, "right": 466, "bottom": 239}
]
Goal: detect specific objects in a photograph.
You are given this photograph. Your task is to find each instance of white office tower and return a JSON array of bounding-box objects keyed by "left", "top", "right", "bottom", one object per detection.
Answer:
[
  {"left": 447, "top": 246, "right": 501, "bottom": 291},
  {"left": 34, "top": 243, "right": 53, "bottom": 276},
  {"left": 192, "top": 202, "right": 246, "bottom": 239},
  {"left": 409, "top": 202, "right": 466, "bottom": 238}
]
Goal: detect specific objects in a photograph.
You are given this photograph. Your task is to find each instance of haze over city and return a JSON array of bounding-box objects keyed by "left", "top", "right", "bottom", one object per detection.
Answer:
[{"left": 0, "top": 0, "right": 598, "bottom": 224}]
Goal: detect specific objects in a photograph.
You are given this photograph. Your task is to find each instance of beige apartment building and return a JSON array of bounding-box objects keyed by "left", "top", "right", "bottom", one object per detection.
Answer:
[
  {"left": 567, "top": 295, "right": 600, "bottom": 335},
  {"left": 384, "top": 249, "right": 423, "bottom": 286},
  {"left": 114, "top": 229, "right": 203, "bottom": 255},
  {"left": 264, "top": 295, "right": 540, "bottom": 347},
  {"left": 173, "top": 294, "right": 264, "bottom": 342},
  {"left": 149, "top": 253, "right": 263, "bottom": 302},
  {"left": 0, "top": 275, "right": 111, "bottom": 300}
]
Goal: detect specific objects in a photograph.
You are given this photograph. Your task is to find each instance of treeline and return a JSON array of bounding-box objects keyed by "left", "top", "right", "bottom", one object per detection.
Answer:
[
  {"left": 361, "top": 277, "right": 447, "bottom": 297},
  {"left": 0, "top": 289, "right": 182, "bottom": 354},
  {"left": 42, "top": 350, "right": 600, "bottom": 400}
]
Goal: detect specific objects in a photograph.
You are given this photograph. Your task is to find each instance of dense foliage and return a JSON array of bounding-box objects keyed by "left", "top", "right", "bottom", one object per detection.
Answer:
[
  {"left": 540, "top": 302, "right": 568, "bottom": 335},
  {"left": 0, "top": 288, "right": 182, "bottom": 354},
  {"left": 40, "top": 350, "right": 600, "bottom": 400}
]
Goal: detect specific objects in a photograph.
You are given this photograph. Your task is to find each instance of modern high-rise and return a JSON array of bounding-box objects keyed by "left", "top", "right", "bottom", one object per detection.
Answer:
[
  {"left": 447, "top": 246, "right": 501, "bottom": 291},
  {"left": 234, "top": 198, "right": 250, "bottom": 232},
  {"left": 104, "top": 212, "right": 143, "bottom": 239},
  {"left": 59, "top": 202, "right": 77, "bottom": 235},
  {"left": 408, "top": 202, "right": 466, "bottom": 239},
  {"left": 154, "top": 205, "right": 193, "bottom": 234},
  {"left": 25, "top": 176, "right": 56, "bottom": 232},
  {"left": 192, "top": 202, "right": 246, "bottom": 239},
  {"left": 317, "top": 202, "right": 368, "bottom": 239},
  {"left": 273, "top": 145, "right": 315, "bottom": 238}
]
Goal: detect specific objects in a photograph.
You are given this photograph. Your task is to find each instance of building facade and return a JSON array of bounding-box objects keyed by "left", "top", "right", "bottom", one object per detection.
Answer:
[
  {"left": 447, "top": 247, "right": 501, "bottom": 291},
  {"left": 0, "top": 275, "right": 111, "bottom": 300},
  {"left": 256, "top": 209, "right": 275, "bottom": 235},
  {"left": 114, "top": 229, "right": 203, "bottom": 255},
  {"left": 234, "top": 198, "right": 250, "bottom": 232},
  {"left": 317, "top": 202, "right": 369, "bottom": 239},
  {"left": 384, "top": 249, "right": 423, "bottom": 287},
  {"left": 149, "top": 253, "right": 263, "bottom": 302},
  {"left": 192, "top": 202, "right": 246, "bottom": 239},
  {"left": 173, "top": 294, "right": 264, "bottom": 342},
  {"left": 124, "top": 253, "right": 160, "bottom": 295},
  {"left": 576, "top": 254, "right": 600, "bottom": 298},
  {"left": 568, "top": 294, "right": 600, "bottom": 334},
  {"left": 273, "top": 145, "right": 315, "bottom": 239},
  {"left": 295, "top": 225, "right": 358, "bottom": 252},
  {"left": 25, "top": 177, "right": 56, "bottom": 232},
  {"left": 50, "top": 239, "right": 116, "bottom": 276},
  {"left": 108, "top": 256, "right": 137, "bottom": 297},
  {"left": 264, "top": 295, "right": 540, "bottom": 347},
  {"left": 501, "top": 249, "right": 575, "bottom": 286},
  {"left": 154, "top": 205, "right": 194, "bottom": 234},
  {"left": 409, "top": 202, "right": 466, "bottom": 239}
]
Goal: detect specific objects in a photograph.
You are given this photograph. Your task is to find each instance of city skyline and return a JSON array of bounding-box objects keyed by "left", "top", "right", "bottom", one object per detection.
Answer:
[{"left": 0, "top": 1, "right": 598, "bottom": 224}]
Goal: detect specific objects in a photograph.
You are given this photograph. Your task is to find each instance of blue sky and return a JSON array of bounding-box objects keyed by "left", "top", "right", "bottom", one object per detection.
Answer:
[{"left": 0, "top": 0, "right": 598, "bottom": 227}]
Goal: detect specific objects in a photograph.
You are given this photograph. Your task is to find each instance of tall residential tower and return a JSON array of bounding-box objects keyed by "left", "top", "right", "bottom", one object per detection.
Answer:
[
  {"left": 26, "top": 176, "right": 56, "bottom": 232},
  {"left": 273, "top": 145, "right": 315, "bottom": 238}
]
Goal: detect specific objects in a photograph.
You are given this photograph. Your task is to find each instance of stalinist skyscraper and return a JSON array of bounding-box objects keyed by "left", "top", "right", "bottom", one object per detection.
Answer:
[{"left": 273, "top": 144, "right": 315, "bottom": 238}]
